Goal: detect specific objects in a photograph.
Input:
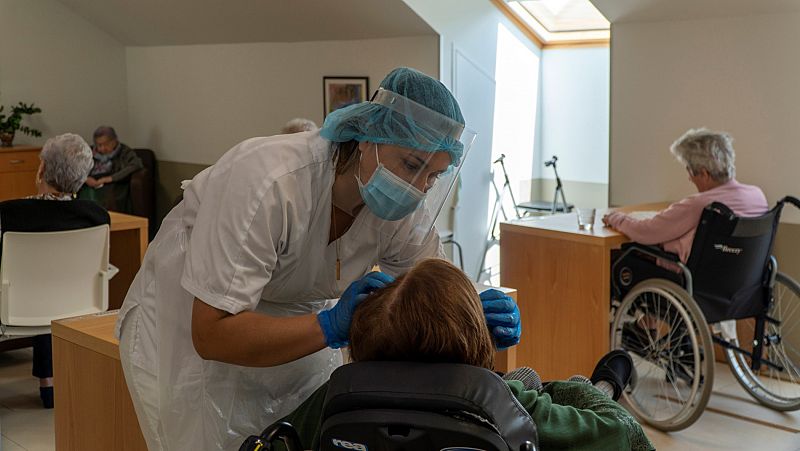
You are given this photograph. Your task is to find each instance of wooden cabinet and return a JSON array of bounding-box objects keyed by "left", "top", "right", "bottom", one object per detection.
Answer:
[{"left": 0, "top": 146, "right": 41, "bottom": 201}]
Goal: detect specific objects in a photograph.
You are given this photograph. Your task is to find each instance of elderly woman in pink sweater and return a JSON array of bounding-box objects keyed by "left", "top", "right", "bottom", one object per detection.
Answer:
[{"left": 603, "top": 128, "right": 768, "bottom": 263}]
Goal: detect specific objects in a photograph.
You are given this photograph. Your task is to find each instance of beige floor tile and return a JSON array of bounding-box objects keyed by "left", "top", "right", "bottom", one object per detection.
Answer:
[
  {"left": 638, "top": 362, "right": 800, "bottom": 450},
  {"left": 0, "top": 402, "right": 54, "bottom": 450},
  {"left": 2, "top": 436, "right": 27, "bottom": 451},
  {"left": 0, "top": 349, "right": 54, "bottom": 451}
]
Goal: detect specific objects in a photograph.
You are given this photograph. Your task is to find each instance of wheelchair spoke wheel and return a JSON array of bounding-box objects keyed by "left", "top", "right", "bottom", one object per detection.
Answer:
[
  {"left": 611, "top": 279, "right": 714, "bottom": 431},
  {"left": 726, "top": 272, "right": 800, "bottom": 411}
]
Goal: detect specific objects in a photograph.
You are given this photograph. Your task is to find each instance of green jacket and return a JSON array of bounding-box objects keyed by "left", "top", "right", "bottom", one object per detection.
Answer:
[{"left": 278, "top": 380, "right": 654, "bottom": 451}]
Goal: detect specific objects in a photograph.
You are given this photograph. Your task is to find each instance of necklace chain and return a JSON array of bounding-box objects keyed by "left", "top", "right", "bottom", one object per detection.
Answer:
[{"left": 332, "top": 204, "right": 341, "bottom": 280}]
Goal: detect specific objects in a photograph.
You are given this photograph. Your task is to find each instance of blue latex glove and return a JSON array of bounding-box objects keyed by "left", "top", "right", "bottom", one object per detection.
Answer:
[
  {"left": 317, "top": 271, "right": 395, "bottom": 348},
  {"left": 480, "top": 289, "right": 522, "bottom": 349}
]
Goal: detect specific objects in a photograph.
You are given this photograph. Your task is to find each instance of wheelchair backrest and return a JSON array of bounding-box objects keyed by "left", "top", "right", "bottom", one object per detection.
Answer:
[
  {"left": 318, "top": 361, "right": 538, "bottom": 451},
  {"left": 686, "top": 201, "right": 782, "bottom": 323}
]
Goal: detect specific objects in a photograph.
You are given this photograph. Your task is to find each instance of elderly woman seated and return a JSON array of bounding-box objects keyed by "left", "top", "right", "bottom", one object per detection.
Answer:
[
  {"left": 78, "top": 125, "right": 143, "bottom": 213},
  {"left": 276, "top": 258, "right": 653, "bottom": 451},
  {"left": 0, "top": 133, "right": 109, "bottom": 408},
  {"left": 603, "top": 128, "right": 768, "bottom": 263}
]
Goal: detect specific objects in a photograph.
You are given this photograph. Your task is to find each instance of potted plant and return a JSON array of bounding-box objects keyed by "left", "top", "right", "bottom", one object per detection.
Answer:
[{"left": 0, "top": 102, "right": 42, "bottom": 147}]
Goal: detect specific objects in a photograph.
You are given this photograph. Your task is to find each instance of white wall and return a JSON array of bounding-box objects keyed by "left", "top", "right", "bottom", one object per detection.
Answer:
[
  {"left": 538, "top": 47, "right": 609, "bottom": 185},
  {"left": 609, "top": 12, "right": 800, "bottom": 223},
  {"left": 403, "top": 0, "right": 543, "bottom": 281},
  {"left": 125, "top": 36, "right": 438, "bottom": 164},
  {"left": 0, "top": 0, "right": 128, "bottom": 145}
]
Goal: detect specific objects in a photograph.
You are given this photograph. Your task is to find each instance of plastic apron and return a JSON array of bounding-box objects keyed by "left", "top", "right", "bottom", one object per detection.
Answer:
[
  {"left": 118, "top": 133, "right": 443, "bottom": 450},
  {"left": 129, "top": 204, "right": 338, "bottom": 450}
]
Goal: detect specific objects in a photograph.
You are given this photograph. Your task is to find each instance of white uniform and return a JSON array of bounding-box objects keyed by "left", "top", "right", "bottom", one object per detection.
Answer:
[{"left": 116, "top": 131, "right": 443, "bottom": 450}]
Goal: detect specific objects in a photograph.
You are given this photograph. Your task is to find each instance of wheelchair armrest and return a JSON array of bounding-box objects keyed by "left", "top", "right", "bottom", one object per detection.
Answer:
[
  {"left": 619, "top": 242, "right": 681, "bottom": 263},
  {"left": 101, "top": 264, "right": 120, "bottom": 281},
  {"left": 615, "top": 243, "right": 693, "bottom": 295}
]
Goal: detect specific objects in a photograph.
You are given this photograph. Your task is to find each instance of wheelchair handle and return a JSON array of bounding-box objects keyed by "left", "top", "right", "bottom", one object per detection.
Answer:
[
  {"left": 239, "top": 421, "right": 303, "bottom": 451},
  {"left": 780, "top": 195, "right": 800, "bottom": 211}
]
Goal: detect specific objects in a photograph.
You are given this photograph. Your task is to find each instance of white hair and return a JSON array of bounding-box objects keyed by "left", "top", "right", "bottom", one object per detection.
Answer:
[
  {"left": 670, "top": 128, "right": 736, "bottom": 182},
  {"left": 281, "top": 118, "right": 318, "bottom": 134},
  {"left": 39, "top": 133, "right": 93, "bottom": 193}
]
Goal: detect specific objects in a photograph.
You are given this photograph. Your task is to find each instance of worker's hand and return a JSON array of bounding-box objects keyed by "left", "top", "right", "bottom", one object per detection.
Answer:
[
  {"left": 99, "top": 176, "right": 113, "bottom": 185},
  {"left": 85, "top": 176, "right": 100, "bottom": 188},
  {"left": 480, "top": 289, "right": 521, "bottom": 349},
  {"left": 317, "top": 271, "right": 395, "bottom": 349}
]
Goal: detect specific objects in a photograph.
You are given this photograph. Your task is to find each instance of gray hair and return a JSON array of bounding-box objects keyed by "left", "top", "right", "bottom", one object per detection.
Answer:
[
  {"left": 40, "top": 133, "right": 93, "bottom": 193},
  {"left": 93, "top": 125, "right": 118, "bottom": 141},
  {"left": 670, "top": 128, "right": 736, "bottom": 182},
  {"left": 281, "top": 118, "right": 318, "bottom": 134}
]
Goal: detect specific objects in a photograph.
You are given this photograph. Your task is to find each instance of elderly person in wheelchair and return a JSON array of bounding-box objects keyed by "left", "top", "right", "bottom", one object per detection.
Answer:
[
  {"left": 602, "top": 128, "right": 800, "bottom": 431},
  {"left": 242, "top": 258, "right": 654, "bottom": 451},
  {"left": 603, "top": 128, "right": 767, "bottom": 265}
]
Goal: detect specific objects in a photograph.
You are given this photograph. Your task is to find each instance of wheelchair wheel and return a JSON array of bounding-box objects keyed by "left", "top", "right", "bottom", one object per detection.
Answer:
[
  {"left": 726, "top": 272, "right": 800, "bottom": 411},
  {"left": 611, "top": 279, "right": 714, "bottom": 431}
]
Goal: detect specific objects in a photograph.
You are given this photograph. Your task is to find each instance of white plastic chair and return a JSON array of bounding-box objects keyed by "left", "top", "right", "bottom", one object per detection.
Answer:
[{"left": 0, "top": 225, "right": 117, "bottom": 337}]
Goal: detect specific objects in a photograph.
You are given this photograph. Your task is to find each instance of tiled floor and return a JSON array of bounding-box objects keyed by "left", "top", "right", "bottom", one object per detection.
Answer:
[
  {"left": 0, "top": 349, "right": 54, "bottom": 451},
  {"left": 0, "top": 349, "right": 799, "bottom": 450}
]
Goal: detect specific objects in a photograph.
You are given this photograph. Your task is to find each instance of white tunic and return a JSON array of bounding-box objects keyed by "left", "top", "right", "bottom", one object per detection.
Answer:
[{"left": 115, "top": 131, "right": 443, "bottom": 450}]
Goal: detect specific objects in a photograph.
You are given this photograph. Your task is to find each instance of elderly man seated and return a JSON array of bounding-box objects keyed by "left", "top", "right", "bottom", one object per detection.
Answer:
[
  {"left": 0, "top": 133, "right": 109, "bottom": 408},
  {"left": 78, "top": 125, "right": 142, "bottom": 213},
  {"left": 272, "top": 259, "right": 653, "bottom": 451}
]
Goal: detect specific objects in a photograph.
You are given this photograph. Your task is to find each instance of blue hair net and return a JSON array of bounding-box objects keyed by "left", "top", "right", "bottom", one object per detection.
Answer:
[{"left": 320, "top": 67, "right": 466, "bottom": 166}]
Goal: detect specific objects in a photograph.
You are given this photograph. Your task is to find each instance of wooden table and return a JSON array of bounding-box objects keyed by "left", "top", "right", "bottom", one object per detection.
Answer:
[
  {"left": 109, "top": 212, "right": 148, "bottom": 309},
  {"left": 52, "top": 311, "right": 148, "bottom": 451},
  {"left": 500, "top": 203, "right": 668, "bottom": 380}
]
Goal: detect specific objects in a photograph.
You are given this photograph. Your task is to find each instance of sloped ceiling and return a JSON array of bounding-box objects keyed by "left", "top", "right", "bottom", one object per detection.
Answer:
[
  {"left": 591, "top": 0, "right": 800, "bottom": 24},
  {"left": 55, "top": 0, "right": 436, "bottom": 46}
]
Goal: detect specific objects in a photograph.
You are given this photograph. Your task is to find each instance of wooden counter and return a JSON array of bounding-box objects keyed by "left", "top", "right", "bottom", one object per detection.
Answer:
[
  {"left": 52, "top": 311, "right": 147, "bottom": 451},
  {"left": 500, "top": 203, "right": 668, "bottom": 379}
]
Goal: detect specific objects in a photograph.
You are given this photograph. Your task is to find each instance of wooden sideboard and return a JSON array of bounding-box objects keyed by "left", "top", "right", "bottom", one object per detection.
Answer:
[{"left": 0, "top": 146, "right": 41, "bottom": 201}]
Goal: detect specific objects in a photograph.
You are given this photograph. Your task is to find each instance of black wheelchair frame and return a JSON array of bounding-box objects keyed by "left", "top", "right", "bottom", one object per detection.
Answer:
[{"left": 610, "top": 195, "right": 800, "bottom": 430}]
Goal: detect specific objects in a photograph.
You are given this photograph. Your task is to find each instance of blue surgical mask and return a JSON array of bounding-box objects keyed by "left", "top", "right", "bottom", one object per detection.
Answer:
[{"left": 357, "top": 145, "right": 426, "bottom": 221}]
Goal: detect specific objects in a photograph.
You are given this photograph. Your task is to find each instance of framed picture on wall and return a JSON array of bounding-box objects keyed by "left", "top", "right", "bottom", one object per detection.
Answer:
[{"left": 323, "top": 76, "right": 370, "bottom": 117}]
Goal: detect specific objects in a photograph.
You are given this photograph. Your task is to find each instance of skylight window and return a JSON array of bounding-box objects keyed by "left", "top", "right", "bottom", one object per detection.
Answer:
[{"left": 504, "top": 0, "right": 609, "bottom": 46}]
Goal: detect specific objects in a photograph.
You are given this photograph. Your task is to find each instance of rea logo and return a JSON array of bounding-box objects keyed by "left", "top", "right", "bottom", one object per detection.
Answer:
[
  {"left": 714, "top": 244, "right": 743, "bottom": 255},
  {"left": 331, "top": 438, "right": 368, "bottom": 451}
]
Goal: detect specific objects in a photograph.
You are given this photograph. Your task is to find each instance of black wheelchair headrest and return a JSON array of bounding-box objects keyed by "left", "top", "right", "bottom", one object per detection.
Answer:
[{"left": 322, "top": 361, "right": 538, "bottom": 450}]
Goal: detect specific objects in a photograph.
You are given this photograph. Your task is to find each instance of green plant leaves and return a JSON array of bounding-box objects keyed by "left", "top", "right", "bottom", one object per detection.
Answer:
[{"left": 0, "top": 101, "right": 42, "bottom": 136}]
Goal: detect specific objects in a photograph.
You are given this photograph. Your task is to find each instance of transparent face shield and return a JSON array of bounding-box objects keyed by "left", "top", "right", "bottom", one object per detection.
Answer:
[{"left": 356, "top": 88, "right": 476, "bottom": 247}]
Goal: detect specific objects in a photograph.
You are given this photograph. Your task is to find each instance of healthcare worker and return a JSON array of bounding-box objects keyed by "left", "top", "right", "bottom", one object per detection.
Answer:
[{"left": 115, "top": 67, "right": 522, "bottom": 450}]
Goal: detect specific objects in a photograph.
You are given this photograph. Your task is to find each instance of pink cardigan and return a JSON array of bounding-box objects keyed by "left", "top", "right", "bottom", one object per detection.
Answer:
[{"left": 605, "top": 180, "right": 768, "bottom": 263}]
